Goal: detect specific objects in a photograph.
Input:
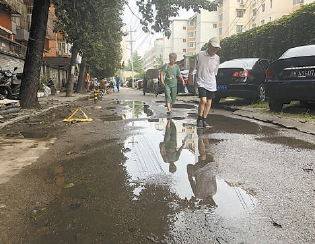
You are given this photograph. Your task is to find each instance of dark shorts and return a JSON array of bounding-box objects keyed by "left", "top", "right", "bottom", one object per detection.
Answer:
[{"left": 198, "top": 87, "right": 216, "bottom": 99}]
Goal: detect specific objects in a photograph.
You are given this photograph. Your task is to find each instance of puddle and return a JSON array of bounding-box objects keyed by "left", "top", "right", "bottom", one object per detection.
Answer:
[
  {"left": 101, "top": 100, "right": 149, "bottom": 121},
  {"left": 124, "top": 119, "right": 257, "bottom": 218}
]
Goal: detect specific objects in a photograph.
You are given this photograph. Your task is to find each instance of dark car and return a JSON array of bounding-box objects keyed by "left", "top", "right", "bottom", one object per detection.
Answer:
[
  {"left": 264, "top": 44, "right": 315, "bottom": 112},
  {"left": 215, "top": 58, "right": 270, "bottom": 103}
]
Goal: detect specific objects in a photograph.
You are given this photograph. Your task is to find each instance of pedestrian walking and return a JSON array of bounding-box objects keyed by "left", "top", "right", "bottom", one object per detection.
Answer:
[
  {"left": 115, "top": 76, "right": 121, "bottom": 92},
  {"left": 160, "top": 53, "right": 185, "bottom": 116},
  {"left": 189, "top": 37, "right": 221, "bottom": 127}
]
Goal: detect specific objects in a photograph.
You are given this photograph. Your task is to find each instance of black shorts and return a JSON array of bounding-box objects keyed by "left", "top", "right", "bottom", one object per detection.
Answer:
[{"left": 198, "top": 87, "right": 216, "bottom": 99}]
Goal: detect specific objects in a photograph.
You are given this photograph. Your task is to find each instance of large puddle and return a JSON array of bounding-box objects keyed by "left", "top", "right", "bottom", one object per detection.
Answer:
[{"left": 124, "top": 119, "right": 257, "bottom": 218}]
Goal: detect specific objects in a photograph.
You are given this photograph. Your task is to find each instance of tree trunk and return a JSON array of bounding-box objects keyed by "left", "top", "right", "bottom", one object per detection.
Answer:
[
  {"left": 66, "top": 45, "right": 79, "bottom": 97},
  {"left": 20, "top": 0, "right": 50, "bottom": 109},
  {"left": 76, "top": 56, "right": 87, "bottom": 93}
]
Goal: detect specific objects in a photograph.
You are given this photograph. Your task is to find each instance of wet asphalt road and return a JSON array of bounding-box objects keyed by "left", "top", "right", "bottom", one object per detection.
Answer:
[{"left": 0, "top": 87, "right": 314, "bottom": 244}]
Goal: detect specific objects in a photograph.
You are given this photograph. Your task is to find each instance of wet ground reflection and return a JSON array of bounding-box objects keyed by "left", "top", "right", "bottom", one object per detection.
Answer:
[{"left": 124, "top": 119, "right": 257, "bottom": 218}]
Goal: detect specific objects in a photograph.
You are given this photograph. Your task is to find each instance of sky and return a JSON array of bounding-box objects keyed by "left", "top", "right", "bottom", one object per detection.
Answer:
[{"left": 123, "top": 1, "right": 194, "bottom": 59}]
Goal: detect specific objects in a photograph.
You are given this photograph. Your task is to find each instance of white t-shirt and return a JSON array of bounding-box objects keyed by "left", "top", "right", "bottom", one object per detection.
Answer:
[{"left": 191, "top": 50, "right": 220, "bottom": 91}]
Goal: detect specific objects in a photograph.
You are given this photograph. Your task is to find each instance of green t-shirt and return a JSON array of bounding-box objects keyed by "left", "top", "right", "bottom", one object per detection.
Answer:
[{"left": 162, "top": 64, "right": 180, "bottom": 88}]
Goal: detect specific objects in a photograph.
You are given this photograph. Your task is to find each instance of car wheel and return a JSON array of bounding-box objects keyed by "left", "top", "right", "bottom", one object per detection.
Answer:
[
  {"left": 257, "top": 84, "right": 266, "bottom": 103},
  {"left": 268, "top": 99, "right": 283, "bottom": 112}
]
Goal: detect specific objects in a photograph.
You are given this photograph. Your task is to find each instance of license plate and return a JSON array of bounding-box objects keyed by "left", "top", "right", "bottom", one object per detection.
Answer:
[
  {"left": 289, "top": 69, "right": 315, "bottom": 78},
  {"left": 217, "top": 85, "right": 227, "bottom": 90}
]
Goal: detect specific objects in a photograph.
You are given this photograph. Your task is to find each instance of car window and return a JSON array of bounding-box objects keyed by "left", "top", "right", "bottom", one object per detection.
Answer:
[
  {"left": 279, "top": 45, "right": 315, "bottom": 59},
  {"left": 219, "top": 58, "right": 258, "bottom": 69}
]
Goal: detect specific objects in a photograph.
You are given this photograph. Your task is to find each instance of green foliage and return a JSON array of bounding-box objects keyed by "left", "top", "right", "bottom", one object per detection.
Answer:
[
  {"left": 219, "top": 3, "right": 315, "bottom": 62},
  {"left": 39, "top": 75, "right": 47, "bottom": 91},
  {"left": 53, "top": 0, "right": 124, "bottom": 76},
  {"left": 125, "top": 51, "right": 144, "bottom": 73},
  {"left": 154, "top": 55, "right": 164, "bottom": 69}
]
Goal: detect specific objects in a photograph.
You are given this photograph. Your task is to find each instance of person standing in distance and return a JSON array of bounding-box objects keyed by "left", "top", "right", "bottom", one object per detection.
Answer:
[
  {"left": 160, "top": 53, "right": 185, "bottom": 116},
  {"left": 189, "top": 37, "right": 220, "bottom": 127}
]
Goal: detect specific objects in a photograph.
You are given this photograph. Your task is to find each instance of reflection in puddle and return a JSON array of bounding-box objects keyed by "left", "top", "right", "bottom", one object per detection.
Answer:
[
  {"left": 120, "top": 100, "right": 148, "bottom": 119},
  {"left": 124, "top": 119, "right": 257, "bottom": 219}
]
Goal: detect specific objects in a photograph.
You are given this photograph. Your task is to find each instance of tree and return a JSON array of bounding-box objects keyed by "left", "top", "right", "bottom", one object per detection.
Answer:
[
  {"left": 19, "top": 0, "right": 50, "bottom": 108},
  {"left": 53, "top": 0, "right": 124, "bottom": 95},
  {"left": 19, "top": 0, "right": 214, "bottom": 108},
  {"left": 125, "top": 51, "right": 144, "bottom": 73},
  {"left": 154, "top": 55, "right": 164, "bottom": 69}
]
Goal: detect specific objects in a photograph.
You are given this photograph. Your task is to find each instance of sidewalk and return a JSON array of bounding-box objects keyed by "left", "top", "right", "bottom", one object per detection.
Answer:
[
  {"left": 177, "top": 95, "right": 315, "bottom": 136},
  {"left": 0, "top": 92, "right": 90, "bottom": 130}
]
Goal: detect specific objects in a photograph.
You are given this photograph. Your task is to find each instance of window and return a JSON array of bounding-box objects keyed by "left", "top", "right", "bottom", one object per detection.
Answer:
[
  {"left": 188, "top": 32, "right": 194, "bottom": 38},
  {"left": 261, "top": 20, "right": 265, "bottom": 25},
  {"left": 219, "top": 14, "right": 223, "bottom": 21},
  {"left": 262, "top": 3, "right": 265, "bottom": 12},
  {"left": 183, "top": 39, "right": 186, "bottom": 43},
  {"left": 189, "top": 20, "right": 195, "bottom": 26},
  {"left": 293, "top": 0, "right": 304, "bottom": 4},
  {"left": 183, "top": 26, "right": 186, "bottom": 30},
  {"left": 219, "top": 28, "right": 222, "bottom": 35},
  {"left": 236, "top": 25, "right": 243, "bottom": 33},
  {"left": 270, "top": 0, "right": 273, "bottom": 8},
  {"left": 183, "top": 49, "right": 187, "bottom": 52},
  {"left": 213, "top": 23, "right": 217, "bottom": 28},
  {"left": 188, "top": 42, "right": 194, "bottom": 48},
  {"left": 237, "top": 9, "right": 244, "bottom": 17},
  {"left": 253, "top": 8, "right": 257, "bottom": 16},
  {"left": 237, "top": 0, "right": 243, "bottom": 3}
]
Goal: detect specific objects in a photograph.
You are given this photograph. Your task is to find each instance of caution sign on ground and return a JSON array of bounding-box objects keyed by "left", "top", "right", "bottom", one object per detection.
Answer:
[{"left": 63, "top": 108, "right": 93, "bottom": 122}]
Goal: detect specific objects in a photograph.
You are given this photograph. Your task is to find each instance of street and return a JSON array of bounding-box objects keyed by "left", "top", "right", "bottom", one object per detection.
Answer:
[{"left": 0, "top": 87, "right": 314, "bottom": 244}]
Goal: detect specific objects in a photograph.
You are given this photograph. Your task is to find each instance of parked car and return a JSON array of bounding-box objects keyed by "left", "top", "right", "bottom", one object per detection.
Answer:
[
  {"left": 264, "top": 44, "right": 315, "bottom": 112},
  {"left": 215, "top": 58, "right": 270, "bottom": 103}
]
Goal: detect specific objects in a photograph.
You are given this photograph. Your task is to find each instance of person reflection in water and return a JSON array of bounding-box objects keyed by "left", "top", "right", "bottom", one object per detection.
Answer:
[
  {"left": 159, "top": 119, "right": 185, "bottom": 173},
  {"left": 187, "top": 129, "right": 217, "bottom": 206}
]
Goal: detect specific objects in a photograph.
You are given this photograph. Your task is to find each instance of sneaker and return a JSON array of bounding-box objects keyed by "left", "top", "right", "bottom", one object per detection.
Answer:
[
  {"left": 203, "top": 120, "right": 210, "bottom": 127},
  {"left": 197, "top": 119, "right": 203, "bottom": 127},
  {"left": 167, "top": 111, "right": 172, "bottom": 116}
]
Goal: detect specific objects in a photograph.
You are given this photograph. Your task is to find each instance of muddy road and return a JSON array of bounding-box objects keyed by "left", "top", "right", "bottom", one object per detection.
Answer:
[{"left": 0, "top": 88, "right": 314, "bottom": 244}]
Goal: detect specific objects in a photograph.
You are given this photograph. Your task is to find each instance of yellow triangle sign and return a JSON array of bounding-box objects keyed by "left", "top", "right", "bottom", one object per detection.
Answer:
[{"left": 63, "top": 108, "right": 93, "bottom": 122}]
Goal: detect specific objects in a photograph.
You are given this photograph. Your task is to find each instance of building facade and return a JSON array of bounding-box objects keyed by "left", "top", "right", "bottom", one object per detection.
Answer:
[
  {"left": 0, "top": 1, "right": 72, "bottom": 91},
  {"left": 141, "top": 0, "right": 314, "bottom": 70}
]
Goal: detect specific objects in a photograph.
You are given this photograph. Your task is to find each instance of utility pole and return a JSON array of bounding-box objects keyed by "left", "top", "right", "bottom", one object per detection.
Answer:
[{"left": 129, "top": 27, "right": 136, "bottom": 88}]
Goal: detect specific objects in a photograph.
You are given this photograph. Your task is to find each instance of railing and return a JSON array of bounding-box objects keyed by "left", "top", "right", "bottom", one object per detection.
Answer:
[{"left": 0, "top": 35, "right": 27, "bottom": 58}]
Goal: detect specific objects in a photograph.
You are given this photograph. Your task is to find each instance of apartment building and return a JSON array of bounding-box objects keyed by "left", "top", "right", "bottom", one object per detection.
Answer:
[
  {"left": 218, "top": 0, "right": 315, "bottom": 39},
  {"left": 135, "top": 1, "right": 315, "bottom": 70},
  {"left": 0, "top": 0, "right": 29, "bottom": 71},
  {"left": 0, "top": 1, "right": 71, "bottom": 90},
  {"left": 140, "top": 9, "right": 220, "bottom": 70},
  {"left": 142, "top": 38, "right": 163, "bottom": 70}
]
